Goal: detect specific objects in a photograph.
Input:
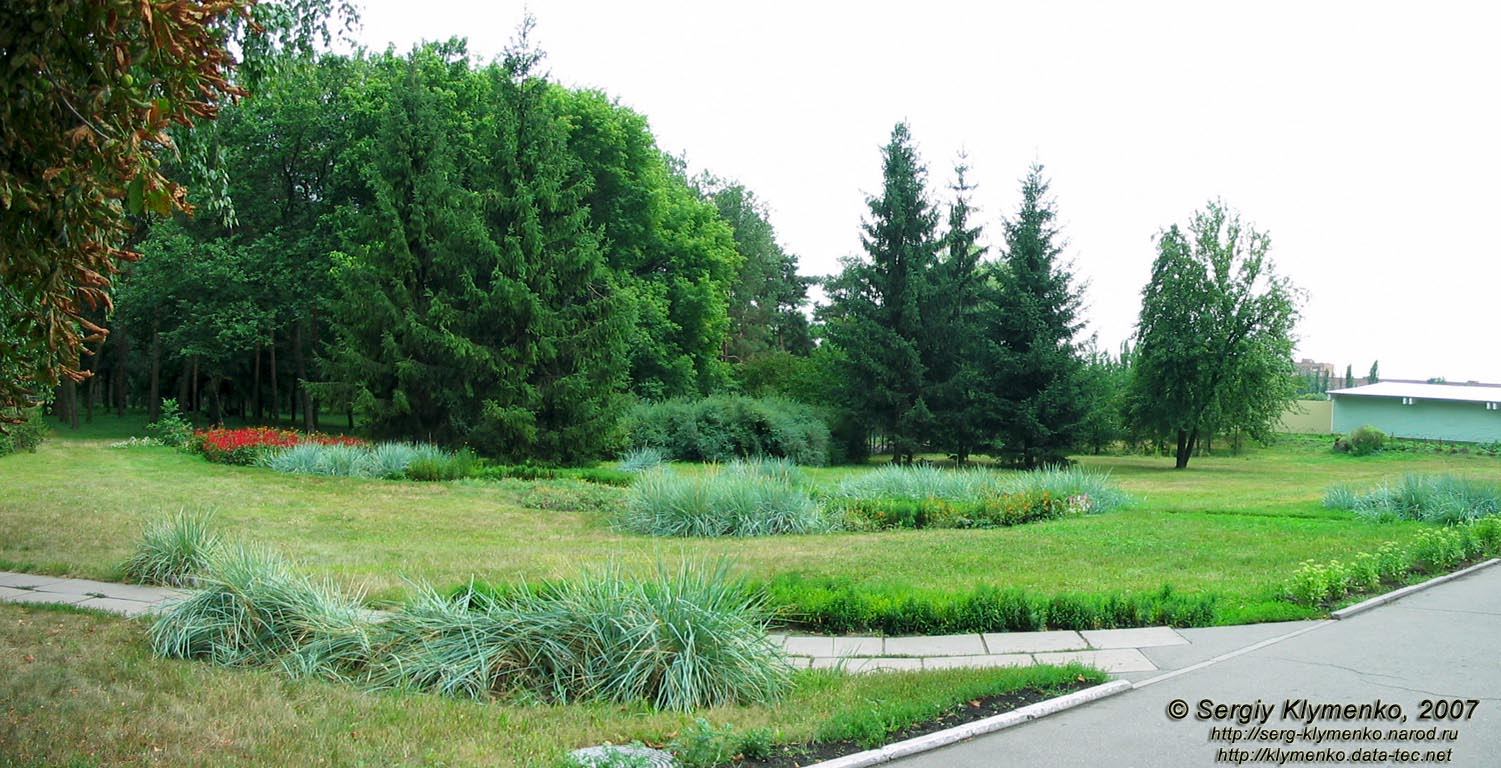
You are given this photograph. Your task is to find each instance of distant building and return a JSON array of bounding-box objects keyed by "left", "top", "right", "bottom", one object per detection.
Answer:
[
  {"left": 1295, "top": 358, "right": 1335, "bottom": 379},
  {"left": 1329, "top": 381, "right": 1501, "bottom": 443}
]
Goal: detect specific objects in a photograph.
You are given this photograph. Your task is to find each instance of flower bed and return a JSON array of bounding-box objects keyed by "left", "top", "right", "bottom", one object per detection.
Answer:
[{"left": 190, "top": 427, "right": 366, "bottom": 465}]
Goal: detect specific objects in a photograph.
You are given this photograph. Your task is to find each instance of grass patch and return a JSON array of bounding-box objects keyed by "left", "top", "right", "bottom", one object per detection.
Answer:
[
  {"left": 0, "top": 601, "right": 1105, "bottom": 767},
  {"left": 5, "top": 416, "right": 1490, "bottom": 620},
  {"left": 1285, "top": 517, "right": 1501, "bottom": 606}
]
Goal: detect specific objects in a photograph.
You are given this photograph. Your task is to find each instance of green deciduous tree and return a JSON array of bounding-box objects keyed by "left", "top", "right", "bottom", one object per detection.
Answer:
[{"left": 1124, "top": 201, "right": 1300, "bottom": 469}]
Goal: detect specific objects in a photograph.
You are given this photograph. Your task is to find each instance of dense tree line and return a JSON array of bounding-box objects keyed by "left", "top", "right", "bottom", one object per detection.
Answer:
[
  {"left": 75, "top": 39, "right": 813, "bottom": 462},
  {"left": 13, "top": 18, "right": 1301, "bottom": 468}
]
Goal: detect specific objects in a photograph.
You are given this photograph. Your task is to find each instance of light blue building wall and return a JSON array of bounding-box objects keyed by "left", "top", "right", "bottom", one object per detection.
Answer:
[{"left": 1331, "top": 393, "right": 1501, "bottom": 443}]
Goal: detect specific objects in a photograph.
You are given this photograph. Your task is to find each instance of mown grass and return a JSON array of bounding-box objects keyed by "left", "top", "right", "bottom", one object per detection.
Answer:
[
  {"left": 0, "top": 602, "right": 1103, "bottom": 768},
  {"left": 4, "top": 417, "right": 1487, "bottom": 618}
]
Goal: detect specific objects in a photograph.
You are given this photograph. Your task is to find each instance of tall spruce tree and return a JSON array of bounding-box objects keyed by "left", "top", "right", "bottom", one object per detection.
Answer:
[
  {"left": 926, "top": 160, "right": 988, "bottom": 461},
  {"left": 1344, "top": 364, "right": 1355, "bottom": 388},
  {"left": 978, "top": 164, "right": 1085, "bottom": 467},
  {"left": 820, "top": 123, "right": 940, "bottom": 462}
]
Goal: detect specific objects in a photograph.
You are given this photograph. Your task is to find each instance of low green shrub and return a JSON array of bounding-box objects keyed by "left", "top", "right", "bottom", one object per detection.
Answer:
[
  {"left": 1324, "top": 473, "right": 1501, "bottom": 524},
  {"left": 622, "top": 395, "right": 831, "bottom": 466},
  {"left": 475, "top": 464, "right": 634, "bottom": 487},
  {"left": 122, "top": 508, "right": 220, "bottom": 587},
  {"left": 830, "top": 465, "right": 1128, "bottom": 530},
  {"left": 761, "top": 576, "right": 1218, "bottom": 634},
  {"left": 1284, "top": 517, "right": 1501, "bottom": 606},
  {"left": 619, "top": 462, "right": 830, "bottom": 537},
  {"left": 1346, "top": 425, "right": 1386, "bottom": 455},
  {"left": 405, "top": 448, "right": 476, "bottom": 481},
  {"left": 145, "top": 398, "right": 193, "bottom": 447},
  {"left": 517, "top": 480, "right": 626, "bottom": 516},
  {"left": 0, "top": 408, "right": 47, "bottom": 457}
]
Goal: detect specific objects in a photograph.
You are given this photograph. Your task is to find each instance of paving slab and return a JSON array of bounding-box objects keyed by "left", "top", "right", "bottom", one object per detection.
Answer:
[
  {"left": 73, "top": 597, "right": 160, "bottom": 617},
  {"left": 846, "top": 657, "right": 926, "bottom": 674},
  {"left": 0, "top": 572, "right": 67, "bottom": 590},
  {"left": 831, "top": 636, "right": 884, "bottom": 657},
  {"left": 784, "top": 636, "right": 833, "bottom": 657},
  {"left": 1080, "top": 626, "right": 1187, "bottom": 649},
  {"left": 0, "top": 587, "right": 89, "bottom": 606},
  {"left": 883, "top": 633, "right": 986, "bottom": 657},
  {"left": 1033, "top": 649, "right": 1156, "bottom": 673},
  {"left": 982, "top": 629, "right": 1087, "bottom": 654},
  {"left": 28, "top": 578, "right": 178, "bottom": 603},
  {"left": 921, "top": 654, "right": 1036, "bottom": 671}
]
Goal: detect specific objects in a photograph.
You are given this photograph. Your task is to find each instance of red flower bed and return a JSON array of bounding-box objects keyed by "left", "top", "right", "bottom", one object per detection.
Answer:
[{"left": 191, "top": 427, "right": 368, "bottom": 465}]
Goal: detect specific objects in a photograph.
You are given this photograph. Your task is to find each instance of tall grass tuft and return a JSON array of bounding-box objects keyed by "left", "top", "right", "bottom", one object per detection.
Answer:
[
  {"left": 619, "top": 462, "right": 829, "bottom": 537},
  {"left": 378, "top": 563, "right": 792, "bottom": 711},
  {"left": 1008, "top": 466, "right": 1131, "bottom": 514},
  {"left": 1325, "top": 473, "right": 1501, "bottom": 524},
  {"left": 260, "top": 441, "right": 473, "bottom": 481},
  {"left": 619, "top": 446, "right": 667, "bottom": 473},
  {"left": 122, "top": 508, "right": 220, "bottom": 587},
  {"left": 149, "top": 543, "right": 371, "bottom": 675},
  {"left": 830, "top": 464, "right": 1129, "bottom": 514}
]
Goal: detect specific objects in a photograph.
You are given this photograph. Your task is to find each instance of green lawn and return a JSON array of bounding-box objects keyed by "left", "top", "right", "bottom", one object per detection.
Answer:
[
  {"left": 4, "top": 417, "right": 1490, "bottom": 617},
  {"left": 0, "top": 603, "right": 1101, "bottom": 767}
]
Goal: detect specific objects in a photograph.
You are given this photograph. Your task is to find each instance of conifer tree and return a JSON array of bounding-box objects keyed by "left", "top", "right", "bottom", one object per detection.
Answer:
[
  {"left": 978, "top": 164, "right": 1085, "bottom": 467},
  {"left": 926, "top": 159, "right": 987, "bottom": 461},
  {"left": 821, "top": 123, "right": 940, "bottom": 462}
]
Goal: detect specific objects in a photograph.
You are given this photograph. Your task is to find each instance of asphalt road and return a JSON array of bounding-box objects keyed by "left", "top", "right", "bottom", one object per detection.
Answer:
[{"left": 895, "top": 564, "right": 1501, "bottom": 768}]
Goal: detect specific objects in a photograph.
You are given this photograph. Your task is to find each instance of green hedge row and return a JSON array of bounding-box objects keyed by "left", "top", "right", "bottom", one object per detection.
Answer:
[{"left": 621, "top": 395, "right": 831, "bottom": 466}]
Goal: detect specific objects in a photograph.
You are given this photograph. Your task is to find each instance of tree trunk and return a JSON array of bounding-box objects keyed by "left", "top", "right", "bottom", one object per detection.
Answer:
[
  {"left": 61, "top": 379, "right": 80, "bottom": 430},
  {"left": 209, "top": 374, "right": 224, "bottom": 425},
  {"left": 309, "top": 308, "right": 321, "bottom": 431},
  {"left": 1174, "top": 428, "right": 1192, "bottom": 469},
  {"left": 175, "top": 353, "right": 189, "bottom": 415},
  {"left": 190, "top": 357, "right": 200, "bottom": 414},
  {"left": 253, "top": 343, "right": 263, "bottom": 422},
  {"left": 114, "top": 324, "right": 130, "bottom": 416},
  {"left": 294, "top": 320, "right": 313, "bottom": 432},
  {"left": 269, "top": 328, "right": 279, "bottom": 423}
]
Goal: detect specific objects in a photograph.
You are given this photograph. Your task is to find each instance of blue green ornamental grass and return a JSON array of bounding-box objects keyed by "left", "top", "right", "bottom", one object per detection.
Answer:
[
  {"left": 619, "top": 460, "right": 830, "bottom": 537},
  {"left": 1324, "top": 473, "right": 1501, "bottom": 524}
]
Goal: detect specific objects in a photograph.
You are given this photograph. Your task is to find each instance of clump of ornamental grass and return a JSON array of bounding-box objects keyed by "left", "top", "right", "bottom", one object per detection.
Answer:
[
  {"left": 619, "top": 462, "right": 829, "bottom": 537},
  {"left": 149, "top": 542, "right": 372, "bottom": 676},
  {"left": 122, "top": 508, "right": 220, "bottom": 587},
  {"left": 1007, "top": 465, "right": 1131, "bottom": 514},
  {"left": 618, "top": 446, "right": 667, "bottom": 473},
  {"left": 1325, "top": 473, "right": 1501, "bottom": 524},
  {"left": 376, "top": 562, "right": 791, "bottom": 711}
]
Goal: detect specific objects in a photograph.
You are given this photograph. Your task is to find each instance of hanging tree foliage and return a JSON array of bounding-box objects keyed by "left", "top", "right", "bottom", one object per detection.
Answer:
[{"left": 0, "top": 0, "right": 254, "bottom": 419}]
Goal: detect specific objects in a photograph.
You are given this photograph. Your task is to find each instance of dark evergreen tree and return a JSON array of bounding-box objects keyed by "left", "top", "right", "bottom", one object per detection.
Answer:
[
  {"left": 925, "top": 159, "right": 987, "bottom": 461},
  {"left": 977, "top": 164, "right": 1085, "bottom": 467},
  {"left": 1344, "top": 364, "right": 1355, "bottom": 389},
  {"left": 820, "top": 123, "right": 940, "bottom": 462},
  {"left": 319, "top": 35, "right": 628, "bottom": 462}
]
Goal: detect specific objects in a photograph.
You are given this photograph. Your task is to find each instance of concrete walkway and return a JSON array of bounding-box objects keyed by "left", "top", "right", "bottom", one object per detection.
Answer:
[
  {"left": 894, "top": 564, "right": 1501, "bottom": 767},
  {"left": 1, "top": 570, "right": 1189, "bottom": 673},
  {"left": 0, "top": 571, "right": 185, "bottom": 616}
]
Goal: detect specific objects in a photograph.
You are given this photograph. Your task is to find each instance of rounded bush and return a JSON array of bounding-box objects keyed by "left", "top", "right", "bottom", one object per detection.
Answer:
[{"left": 1347, "top": 425, "right": 1386, "bottom": 456}]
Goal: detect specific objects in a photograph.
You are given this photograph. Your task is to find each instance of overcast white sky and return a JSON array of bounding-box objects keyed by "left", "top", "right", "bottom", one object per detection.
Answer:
[{"left": 350, "top": 0, "right": 1501, "bottom": 383}]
